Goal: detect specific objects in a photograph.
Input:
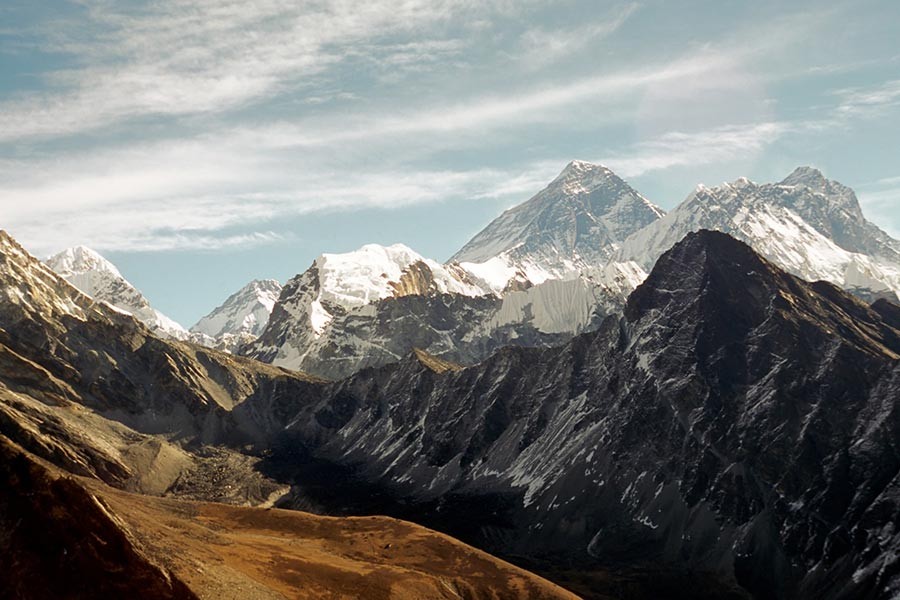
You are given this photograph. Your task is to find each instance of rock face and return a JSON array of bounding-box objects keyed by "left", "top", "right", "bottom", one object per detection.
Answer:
[
  {"left": 451, "top": 160, "right": 664, "bottom": 291},
  {"left": 617, "top": 167, "right": 900, "bottom": 299},
  {"left": 45, "top": 245, "right": 189, "bottom": 340},
  {"left": 242, "top": 242, "right": 640, "bottom": 380},
  {"left": 190, "top": 279, "right": 282, "bottom": 352},
  {"left": 246, "top": 163, "right": 900, "bottom": 382},
  {"left": 237, "top": 231, "right": 900, "bottom": 600},
  {"left": 1, "top": 230, "right": 323, "bottom": 502}
]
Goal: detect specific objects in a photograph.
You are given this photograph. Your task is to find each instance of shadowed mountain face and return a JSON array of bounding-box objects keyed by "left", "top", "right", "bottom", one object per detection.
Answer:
[
  {"left": 2, "top": 228, "right": 899, "bottom": 599},
  {"left": 239, "top": 231, "right": 900, "bottom": 600}
]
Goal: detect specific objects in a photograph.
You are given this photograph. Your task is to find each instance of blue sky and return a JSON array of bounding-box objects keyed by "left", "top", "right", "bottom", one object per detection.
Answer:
[{"left": 1, "top": 0, "right": 899, "bottom": 325}]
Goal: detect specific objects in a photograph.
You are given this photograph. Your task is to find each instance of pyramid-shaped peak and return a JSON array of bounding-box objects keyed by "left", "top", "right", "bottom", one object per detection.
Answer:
[
  {"left": 46, "top": 245, "right": 121, "bottom": 278},
  {"left": 553, "top": 160, "right": 616, "bottom": 184},
  {"left": 245, "top": 279, "right": 282, "bottom": 293},
  {"left": 625, "top": 230, "right": 776, "bottom": 321},
  {"left": 780, "top": 166, "right": 829, "bottom": 188}
]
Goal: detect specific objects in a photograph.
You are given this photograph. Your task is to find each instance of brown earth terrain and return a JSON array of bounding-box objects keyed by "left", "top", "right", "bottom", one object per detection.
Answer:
[{"left": 0, "top": 436, "right": 578, "bottom": 600}]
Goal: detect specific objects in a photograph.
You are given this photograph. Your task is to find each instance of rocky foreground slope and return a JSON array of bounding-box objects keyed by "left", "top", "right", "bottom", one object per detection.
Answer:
[{"left": 0, "top": 437, "right": 575, "bottom": 600}]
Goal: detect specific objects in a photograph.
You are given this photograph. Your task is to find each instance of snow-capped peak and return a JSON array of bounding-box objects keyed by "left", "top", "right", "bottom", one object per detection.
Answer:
[
  {"left": 45, "top": 246, "right": 189, "bottom": 340},
  {"left": 46, "top": 245, "right": 123, "bottom": 283},
  {"left": 616, "top": 168, "right": 900, "bottom": 298},
  {"left": 315, "top": 243, "right": 485, "bottom": 309},
  {"left": 450, "top": 160, "right": 664, "bottom": 290},
  {"left": 780, "top": 166, "right": 828, "bottom": 189},
  {"left": 552, "top": 160, "right": 616, "bottom": 193},
  {"left": 191, "top": 279, "right": 282, "bottom": 340}
]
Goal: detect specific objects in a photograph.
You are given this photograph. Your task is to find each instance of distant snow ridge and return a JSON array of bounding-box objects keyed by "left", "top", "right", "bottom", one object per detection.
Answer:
[
  {"left": 189, "top": 279, "right": 282, "bottom": 352},
  {"left": 242, "top": 162, "right": 663, "bottom": 378},
  {"left": 45, "top": 246, "right": 189, "bottom": 340},
  {"left": 191, "top": 279, "right": 281, "bottom": 339},
  {"left": 312, "top": 243, "right": 485, "bottom": 313},
  {"left": 451, "top": 160, "right": 664, "bottom": 292},
  {"left": 242, "top": 243, "right": 493, "bottom": 373},
  {"left": 242, "top": 236, "right": 642, "bottom": 378},
  {"left": 616, "top": 167, "right": 900, "bottom": 299}
]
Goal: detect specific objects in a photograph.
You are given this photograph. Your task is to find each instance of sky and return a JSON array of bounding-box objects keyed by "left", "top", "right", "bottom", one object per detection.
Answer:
[{"left": 1, "top": 0, "right": 899, "bottom": 325}]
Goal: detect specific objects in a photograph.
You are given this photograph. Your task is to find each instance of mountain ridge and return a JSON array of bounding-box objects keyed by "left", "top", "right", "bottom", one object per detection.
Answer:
[
  {"left": 45, "top": 245, "right": 189, "bottom": 340},
  {"left": 616, "top": 166, "right": 900, "bottom": 299}
]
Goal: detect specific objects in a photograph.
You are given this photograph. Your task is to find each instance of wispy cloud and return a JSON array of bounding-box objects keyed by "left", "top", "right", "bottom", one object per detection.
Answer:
[
  {"left": 0, "top": 133, "right": 559, "bottom": 254},
  {"left": 598, "top": 121, "right": 794, "bottom": 178},
  {"left": 227, "top": 49, "right": 745, "bottom": 149},
  {"left": 858, "top": 187, "right": 900, "bottom": 238},
  {"left": 0, "top": 118, "right": 799, "bottom": 255},
  {"left": 855, "top": 173, "right": 900, "bottom": 238},
  {"left": 0, "top": 0, "right": 530, "bottom": 141},
  {"left": 2, "top": 0, "right": 896, "bottom": 260},
  {"left": 515, "top": 2, "right": 639, "bottom": 68},
  {"left": 832, "top": 79, "right": 900, "bottom": 118}
]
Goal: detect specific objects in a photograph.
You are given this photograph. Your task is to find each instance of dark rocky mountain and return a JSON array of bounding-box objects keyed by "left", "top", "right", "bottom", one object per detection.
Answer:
[
  {"left": 237, "top": 230, "right": 900, "bottom": 599},
  {"left": 2, "top": 227, "right": 899, "bottom": 599}
]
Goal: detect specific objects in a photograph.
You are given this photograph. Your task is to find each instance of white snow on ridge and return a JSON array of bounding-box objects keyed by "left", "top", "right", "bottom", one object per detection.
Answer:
[
  {"left": 46, "top": 246, "right": 190, "bottom": 340},
  {"left": 735, "top": 205, "right": 899, "bottom": 292},
  {"left": 315, "top": 243, "right": 486, "bottom": 310},
  {"left": 457, "top": 256, "right": 521, "bottom": 295},
  {"left": 450, "top": 160, "right": 665, "bottom": 291},
  {"left": 191, "top": 279, "right": 282, "bottom": 339},
  {"left": 46, "top": 246, "right": 124, "bottom": 295},
  {"left": 616, "top": 171, "right": 900, "bottom": 298}
]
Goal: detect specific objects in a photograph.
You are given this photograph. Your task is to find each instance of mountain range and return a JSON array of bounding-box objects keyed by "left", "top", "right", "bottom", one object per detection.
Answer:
[
  {"left": 245, "top": 163, "right": 899, "bottom": 379},
  {"left": 45, "top": 162, "right": 897, "bottom": 383},
  {"left": 616, "top": 166, "right": 900, "bottom": 301},
  {"left": 3, "top": 220, "right": 898, "bottom": 599}
]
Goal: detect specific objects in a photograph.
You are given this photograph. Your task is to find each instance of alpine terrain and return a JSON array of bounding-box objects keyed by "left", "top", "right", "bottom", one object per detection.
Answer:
[
  {"left": 190, "top": 279, "right": 282, "bottom": 352},
  {"left": 450, "top": 159, "right": 664, "bottom": 291},
  {"left": 242, "top": 162, "right": 656, "bottom": 379},
  {"left": 0, "top": 229, "right": 575, "bottom": 600},
  {"left": 240, "top": 230, "right": 900, "bottom": 600},
  {"left": 46, "top": 246, "right": 190, "bottom": 340},
  {"left": 243, "top": 162, "right": 900, "bottom": 382},
  {"left": 617, "top": 166, "right": 900, "bottom": 301},
  {"left": 2, "top": 223, "right": 899, "bottom": 598}
]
